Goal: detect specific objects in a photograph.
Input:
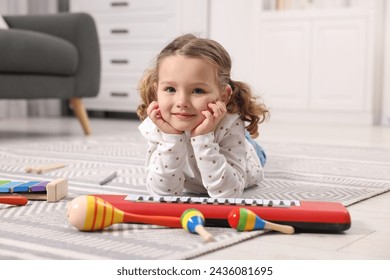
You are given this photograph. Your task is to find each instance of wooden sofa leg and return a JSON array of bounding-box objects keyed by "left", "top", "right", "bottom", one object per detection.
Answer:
[{"left": 69, "top": 98, "right": 92, "bottom": 135}]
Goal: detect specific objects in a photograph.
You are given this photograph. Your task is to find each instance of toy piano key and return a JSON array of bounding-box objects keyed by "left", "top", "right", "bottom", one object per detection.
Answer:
[{"left": 0, "top": 178, "right": 68, "bottom": 202}]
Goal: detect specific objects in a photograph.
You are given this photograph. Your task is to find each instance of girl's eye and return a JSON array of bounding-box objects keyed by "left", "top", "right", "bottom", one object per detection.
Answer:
[
  {"left": 193, "top": 88, "right": 205, "bottom": 94},
  {"left": 165, "top": 87, "right": 176, "bottom": 93}
]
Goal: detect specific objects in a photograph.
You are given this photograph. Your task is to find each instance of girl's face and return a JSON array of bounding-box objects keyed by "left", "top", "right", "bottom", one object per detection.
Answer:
[{"left": 156, "top": 55, "right": 228, "bottom": 132}]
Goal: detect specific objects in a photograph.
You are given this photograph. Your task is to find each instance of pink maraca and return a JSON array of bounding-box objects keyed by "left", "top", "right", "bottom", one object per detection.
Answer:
[{"left": 228, "top": 207, "right": 294, "bottom": 234}]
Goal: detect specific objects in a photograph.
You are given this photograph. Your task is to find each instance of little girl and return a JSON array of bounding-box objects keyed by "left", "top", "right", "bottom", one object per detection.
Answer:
[{"left": 137, "top": 34, "right": 269, "bottom": 198}]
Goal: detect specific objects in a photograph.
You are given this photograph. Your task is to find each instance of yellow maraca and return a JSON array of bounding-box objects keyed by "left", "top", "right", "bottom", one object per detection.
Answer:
[{"left": 67, "top": 195, "right": 181, "bottom": 231}]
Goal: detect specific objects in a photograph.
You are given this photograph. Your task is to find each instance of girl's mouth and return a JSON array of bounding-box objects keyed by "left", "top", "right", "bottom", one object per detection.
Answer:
[{"left": 172, "top": 112, "right": 196, "bottom": 119}]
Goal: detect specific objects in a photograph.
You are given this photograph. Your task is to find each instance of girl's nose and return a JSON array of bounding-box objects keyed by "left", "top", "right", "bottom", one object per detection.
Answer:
[{"left": 175, "top": 92, "right": 190, "bottom": 108}]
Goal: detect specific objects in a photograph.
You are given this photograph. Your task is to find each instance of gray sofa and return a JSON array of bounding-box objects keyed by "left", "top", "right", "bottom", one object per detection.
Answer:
[{"left": 0, "top": 13, "right": 100, "bottom": 135}]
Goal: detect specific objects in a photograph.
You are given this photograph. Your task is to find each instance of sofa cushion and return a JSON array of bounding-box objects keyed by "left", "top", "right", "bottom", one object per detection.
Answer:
[{"left": 0, "top": 28, "right": 78, "bottom": 75}]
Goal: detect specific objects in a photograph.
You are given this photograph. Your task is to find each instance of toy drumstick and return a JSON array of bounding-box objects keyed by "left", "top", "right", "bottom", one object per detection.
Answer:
[
  {"left": 0, "top": 195, "right": 28, "bottom": 206},
  {"left": 25, "top": 163, "right": 66, "bottom": 174},
  {"left": 181, "top": 208, "right": 214, "bottom": 242},
  {"left": 67, "top": 195, "right": 181, "bottom": 231},
  {"left": 228, "top": 207, "right": 294, "bottom": 234}
]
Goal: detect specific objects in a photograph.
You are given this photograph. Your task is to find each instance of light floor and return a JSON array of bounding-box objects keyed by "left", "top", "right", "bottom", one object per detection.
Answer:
[{"left": 1, "top": 116, "right": 390, "bottom": 259}]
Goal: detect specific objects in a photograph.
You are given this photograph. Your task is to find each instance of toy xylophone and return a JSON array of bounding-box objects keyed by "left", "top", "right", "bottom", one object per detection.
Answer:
[
  {"left": 0, "top": 178, "right": 68, "bottom": 202},
  {"left": 92, "top": 194, "right": 351, "bottom": 232}
]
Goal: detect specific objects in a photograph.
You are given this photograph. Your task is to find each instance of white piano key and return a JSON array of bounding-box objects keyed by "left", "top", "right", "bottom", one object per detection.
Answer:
[
  {"left": 282, "top": 199, "right": 290, "bottom": 206},
  {"left": 161, "top": 196, "right": 172, "bottom": 202},
  {"left": 244, "top": 198, "right": 254, "bottom": 205},
  {"left": 254, "top": 199, "right": 263, "bottom": 206},
  {"left": 273, "top": 199, "right": 281, "bottom": 206},
  {"left": 234, "top": 198, "right": 245, "bottom": 205},
  {"left": 189, "top": 197, "right": 202, "bottom": 203},
  {"left": 227, "top": 198, "right": 236, "bottom": 204},
  {"left": 179, "top": 196, "right": 191, "bottom": 203},
  {"left": 273, "top": 199, "right": 291, "bottom": 208},
  {"left": 125, "top": 194, "right": 300, "bottom": 208},
  {"left": 217, "top": 198, "right": 228, "bottom": 204},
  {"left": 124, "top": 194, "right": 139, "bottom": 201},
  {"left": 170, "top": 196, "right": 181, "bottom": 202},
  {"left": 292, "top": 200, "right": 301, "bottom": 206}
]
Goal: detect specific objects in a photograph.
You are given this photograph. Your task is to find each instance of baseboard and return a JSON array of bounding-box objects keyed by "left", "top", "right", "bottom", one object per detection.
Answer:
[{"left": 268, "top": 109, "right": 374, "bottom": 125}]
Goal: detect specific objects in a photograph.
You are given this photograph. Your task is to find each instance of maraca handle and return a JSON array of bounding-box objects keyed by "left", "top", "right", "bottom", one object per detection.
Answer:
[
  {"left": 123, "top": 212, "right": 181, "bottom": 228},
  {"left": 264, "top": 221, "right": 294, "bottom": 234},
  {"left": 195, "top": 225, "right": 214, "bottom": 242},
  {"left": 0, "top": 196, "right": 28, "bottom": 206}
]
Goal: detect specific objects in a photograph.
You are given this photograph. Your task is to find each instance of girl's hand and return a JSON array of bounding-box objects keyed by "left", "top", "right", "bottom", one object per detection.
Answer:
[
  {"left": 147, "top": 101, "right": 183, "bottom": 135},
  {"left": 191, "top": 101, "right": 227, "bottom": 137}
]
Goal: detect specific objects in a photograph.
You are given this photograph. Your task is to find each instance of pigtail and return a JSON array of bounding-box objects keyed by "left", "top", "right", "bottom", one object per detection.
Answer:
[
  {"left": 137, "top": 68, "right": 157, "bottom": 120},
  {"left": 226, "top": 79, "right": 269, "bottom": 139}
]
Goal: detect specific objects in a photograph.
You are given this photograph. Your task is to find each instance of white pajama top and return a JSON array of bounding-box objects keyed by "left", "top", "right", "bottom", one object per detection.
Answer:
[{"left": 138, "top": 113, "right": 264, "bottom": 198}]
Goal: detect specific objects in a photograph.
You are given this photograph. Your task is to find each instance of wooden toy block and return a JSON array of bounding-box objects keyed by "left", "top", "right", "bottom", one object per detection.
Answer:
[{"left": 46, "top": 178, "right": 68, "bottom": 202}]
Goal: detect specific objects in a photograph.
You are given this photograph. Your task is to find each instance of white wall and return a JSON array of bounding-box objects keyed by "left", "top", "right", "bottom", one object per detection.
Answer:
[
  {"left": 208, "top": 0, "right": 259, "bottom": 89},
  {"left": 382, "top": 1, "right": 390, "bottom": 126},
  {"left": 209, "top": 0, "right": 388, "bottom": 125}
]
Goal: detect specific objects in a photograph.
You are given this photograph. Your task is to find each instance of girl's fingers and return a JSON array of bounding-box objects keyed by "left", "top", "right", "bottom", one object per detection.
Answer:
[
  {"left": 146, "top": 101, "right": 183, "bottom": 135},
  {"left": 202, "top": 110, "right": 213, "bottom": 120},
  {"left": 147, "top": 101, "right": 159, "bottom": 116},
  {"left": 208, "top": 101, "right": 226, "bottom": 119},
  {"left": 192, "top": 108, "right": 221, "bottom": 137},
  {"left": 209, "top": 101, "right": 226, "bottom": 110},
  {"left": 149, "top": 108, "right": 161, "bottom": 123},
  {"left": 148, "top": 101, "right": 163, "bottom": 121}
]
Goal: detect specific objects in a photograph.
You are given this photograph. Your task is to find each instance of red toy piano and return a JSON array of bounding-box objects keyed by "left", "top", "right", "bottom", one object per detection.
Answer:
[{"left": 93, "top": 194, "right": 351, "bottom": 232}]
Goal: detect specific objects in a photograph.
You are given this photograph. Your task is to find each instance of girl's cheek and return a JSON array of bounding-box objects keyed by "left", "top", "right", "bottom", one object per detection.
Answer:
[{"left": 202, "top": 97, "right": 216, "bottom": 110}]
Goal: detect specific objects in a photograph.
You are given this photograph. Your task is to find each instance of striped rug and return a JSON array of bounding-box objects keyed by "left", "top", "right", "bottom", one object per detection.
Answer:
[{"left": 1, "top": 134, "right": 389, "bottom": 259}]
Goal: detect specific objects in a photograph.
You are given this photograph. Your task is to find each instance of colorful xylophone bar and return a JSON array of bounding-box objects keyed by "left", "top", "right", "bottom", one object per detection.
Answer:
[{"left": 0, "top": 178, "right": 68, "bottom": 202}]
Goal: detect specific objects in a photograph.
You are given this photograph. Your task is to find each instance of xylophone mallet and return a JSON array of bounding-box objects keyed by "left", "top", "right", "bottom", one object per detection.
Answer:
[
  {"left": 0, "top": 195, "right": 28, "bottom": 206},
  {"left": 67, "top": 195, "right": 182, "bottom": 231},
  {"left": 228, "top": 207, "right": 295, "bottom": 234},
  {"left": 25, "top": 163, "right": 66, "bottom": 174},
  {"left": 180, "top": 208, "right": 214, "bottom": 242}
]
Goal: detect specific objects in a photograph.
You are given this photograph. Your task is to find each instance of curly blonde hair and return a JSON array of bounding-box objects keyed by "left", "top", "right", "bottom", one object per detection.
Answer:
[{"left": 137, "top": 34, "right": 269, "bottom": 138}]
